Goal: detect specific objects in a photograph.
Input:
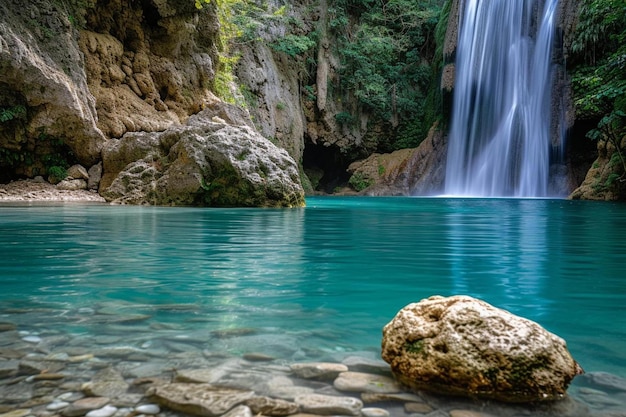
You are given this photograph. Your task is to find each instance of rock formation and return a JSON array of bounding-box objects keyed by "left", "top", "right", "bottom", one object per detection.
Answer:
[
  {"left": 101, "top": 103, "right": 305, "bottom": 207},
  {"left": 346, "top": 125, "right": 447, "bottom": 196},
  {"left": 570, "top": 137, "right": 626, "bottom": 200},
  {"left": 381, "top": 295, "right": 584, "bottom": 403},
  {"left": 0, "top": 0, "right": 106, "bottom": 174}
]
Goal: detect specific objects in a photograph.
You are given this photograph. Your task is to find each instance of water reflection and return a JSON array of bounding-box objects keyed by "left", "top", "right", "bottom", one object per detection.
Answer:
[{"left": 446, "top": 199, "right": 551, "bottom": 316}]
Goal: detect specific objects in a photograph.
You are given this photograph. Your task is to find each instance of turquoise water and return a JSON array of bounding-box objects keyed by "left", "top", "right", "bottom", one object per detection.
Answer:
[{"left": 1, "top": 197, "right": 625, "bottom": 379}]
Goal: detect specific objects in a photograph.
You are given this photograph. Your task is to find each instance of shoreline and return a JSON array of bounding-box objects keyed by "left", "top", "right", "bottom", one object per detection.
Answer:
[{"left": 0, "top": 179, "right": 106, "bottom": 203}]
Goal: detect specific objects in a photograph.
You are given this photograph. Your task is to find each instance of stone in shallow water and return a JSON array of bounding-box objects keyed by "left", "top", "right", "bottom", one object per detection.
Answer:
[
  {"left": 82, "top": 367, "right": 129, "bottom": 398},
  {"left": 0, "top": 360, "right": 19, "bottom": 378},
  {"left": 290, "top": 362, "right": 348, "bottom": 380},
  {"left": 222, "top": 405, "right": 253, "bottom": 417},
  {"left": 147, "top": 383, "right": 255, "bottom": 417},
  {"left": 85, "top": 405, "right": 118, "bottom": 417},
  {"left": 19, "top": 360, "right": 65, "bottom": 374},
  {"left": 381, "top": 295, "right": 584, "bottom": 403},
  {"left": 361, "top": 392, "right": 423, "bottom": 403},
  {"left": 404, "top": 402, "right": 434, "bottom": 414},
  {"left": 294, "top": 393, "right": 363, "bottom": 416},
  {"left": 21, "top": 335, "right": 42, "bottom": 343},
  {"left": 266, "top": 385, "right": 315, "bottom": 401},
  {"left": 334, "top": 371, "right": 401, "bottom": 394},
  {"left": 243, "top": 396, "right": 299, "bottom": 416},
  {"left": 62, "top": 397, "right": 111, "bottom": 417},
  {"left": 134, "top": 404, "right": 160, "bottom": 414},
  {"left": 361, "top": 407, "right": 390, "bottom": 417},
  {"left": 0, "top": 322, "right": 17, "bottom": 332},
  {"left": 47, "top": 401, "right": 70, "bottom": 411}
]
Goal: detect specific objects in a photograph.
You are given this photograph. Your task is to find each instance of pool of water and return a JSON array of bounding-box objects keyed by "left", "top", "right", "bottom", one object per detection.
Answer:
[{"left": 1, "top": 197, "right": 625, "bottom": 388}]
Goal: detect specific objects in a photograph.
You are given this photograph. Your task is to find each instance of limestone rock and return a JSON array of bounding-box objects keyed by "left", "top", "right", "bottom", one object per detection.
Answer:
[
  {"left": 346, "top": 125, "right": 447, "bottom": 196},
  {"left": 88, "top": 162, "right": 103, "bottom": 191},
  {"left": 101, "top": 106, "right": 305, "bottom": 207},
  {"left": 0, "top": 1, "right": 106, "bottom": 167},
  {"left": 381, "top": 295, "right": 584, "bottom": 403},
  {"left": 147, "top": 383, "right": 255, "bottom": 417},
  {"left": 294, "top": 394, "right": 362, "bottom": 416},
  {"left": 67, "top": 165, "right": 90, "bottom": 180}
]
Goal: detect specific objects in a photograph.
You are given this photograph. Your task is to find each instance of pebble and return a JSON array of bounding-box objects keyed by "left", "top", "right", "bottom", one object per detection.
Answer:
[
  {"left": 134, "top": 404, "right": 160, "bottom": 414},
  {"left": 47, "top": 401, "right": 70, "bottom": 411},
  {"left": 85, "top": 405, "right": 118, "bottom": 417},
  {"left": 21, "top": 335, "right": 42, "bottom": 344},
  {"left": 404, "top": 402, "right": 434, "bottom": 414},
  {"left": 361, "top": 407, "right": 390, "bottom": 417}
]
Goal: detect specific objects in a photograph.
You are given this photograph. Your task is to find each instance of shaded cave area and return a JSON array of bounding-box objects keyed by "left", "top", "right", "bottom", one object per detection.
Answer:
[
  {"left": 303, "top": 141, "right": 352, "bottom": 194},
  {"left": 566, "top": 120, "right": 599, "bottom": 187}
]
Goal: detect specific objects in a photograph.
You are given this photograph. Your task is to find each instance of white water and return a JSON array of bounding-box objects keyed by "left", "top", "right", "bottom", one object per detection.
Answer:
[{"left": 444, "top": 0, "right": 562, "bottom": 197}]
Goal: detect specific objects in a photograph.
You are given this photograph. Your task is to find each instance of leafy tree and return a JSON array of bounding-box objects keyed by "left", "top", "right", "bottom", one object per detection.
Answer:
[
  {"left": 570, "top": 0, "right": 626, "bottom": 188},
  {"left": 328, "top": 0, "right": 443, "bottom": 151}
]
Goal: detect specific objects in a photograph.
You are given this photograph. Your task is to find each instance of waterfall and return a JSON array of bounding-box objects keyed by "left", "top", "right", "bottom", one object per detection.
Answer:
[{"left": 444, "top": 0, "right": 563, "bottom": 197}]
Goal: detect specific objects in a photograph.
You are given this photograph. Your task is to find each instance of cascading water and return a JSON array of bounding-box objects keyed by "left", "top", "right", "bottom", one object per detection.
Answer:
[{"left": 444, "top": 0, "right": 563, "bottom": 197}]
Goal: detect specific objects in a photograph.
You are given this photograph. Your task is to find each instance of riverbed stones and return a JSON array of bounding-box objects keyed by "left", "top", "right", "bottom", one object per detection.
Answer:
[{"left": 381, "top": 295, "right": 584, "bottom": 403}]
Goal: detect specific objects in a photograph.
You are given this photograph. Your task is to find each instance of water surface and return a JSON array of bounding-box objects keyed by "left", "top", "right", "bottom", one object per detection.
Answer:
[{"left": 1, "top": 197, "right": 625, "bottom": 378}]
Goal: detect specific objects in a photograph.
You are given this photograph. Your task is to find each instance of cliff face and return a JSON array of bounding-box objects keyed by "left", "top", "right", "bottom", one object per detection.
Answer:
[
  {"left": 0, "top": 0, "right": 219, "bottom": 182},
  {"left": 0, "top": 0, "right": 105, "bottom": 180},
  {"left": 232, "top": 0, "right": 441, "bottom": 193},
  {"left": 80, "top": 0, "right": 220, "bottom": 139}
]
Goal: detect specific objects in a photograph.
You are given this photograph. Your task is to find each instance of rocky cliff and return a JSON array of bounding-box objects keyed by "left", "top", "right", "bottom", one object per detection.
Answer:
[{"left": 0, "top": 0, "right": 304, "bottom": 206}]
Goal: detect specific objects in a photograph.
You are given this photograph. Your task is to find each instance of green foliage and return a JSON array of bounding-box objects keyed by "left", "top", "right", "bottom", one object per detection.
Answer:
[
  {"left": 0, "top": 105, "right": 27, "bottom": 123},
  {"left": 348, "top": 172, "right": 371, "bottom": 191},
  {"left": 329, "top": 0, "right": 442, "bottom": 149},
  {"left": 48, "top": 165, "right": 68, "bottom": 181},
  {"left": 571, "top": 0, "right": 626, "bottom": 122},
  {"left": 570, "top": 0, "right": 626, "bottom": 193},
  {"left": 335, "top": 111, "right": 354, "bottom": 126},
  {"left": 270, "top": 34, "right": 316, "bottom": 57}
]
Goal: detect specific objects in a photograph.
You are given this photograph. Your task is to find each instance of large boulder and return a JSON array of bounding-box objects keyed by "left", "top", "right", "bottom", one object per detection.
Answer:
[
  {"left": 381, "top": 295, "right": 583, "bottom": 403},
  {"left": 346, "top": 125, "right": 447, "bottom": 196},
  {"left": 101, "top": 106, "right": 305, "bottom": 207}
]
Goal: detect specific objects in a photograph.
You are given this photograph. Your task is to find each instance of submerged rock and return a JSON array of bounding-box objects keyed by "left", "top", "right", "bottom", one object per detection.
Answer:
[
  {"left": 147, "top": 383, "right": 255, "bottom": 417},
  {"left": 381, "top": 295, "right": 584, "bottom": 403},
  {"left": 101, "top": 104, "right": 305, "bottom": 207}
]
